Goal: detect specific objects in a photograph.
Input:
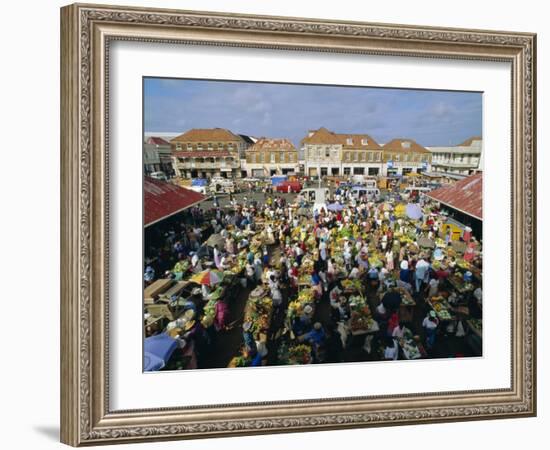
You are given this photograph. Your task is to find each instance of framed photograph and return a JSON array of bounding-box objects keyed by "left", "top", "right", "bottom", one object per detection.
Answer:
[{"left": 60, "top": 3, "right": 536, "bottom": 446}]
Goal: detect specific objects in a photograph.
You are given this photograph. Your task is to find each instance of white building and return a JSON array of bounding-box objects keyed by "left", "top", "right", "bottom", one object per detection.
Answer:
[
  {"left": 427, "top": 136, "right": 483, "bottom": 179},
  {"left": 143, "top": 137, "right": 174, "bottom": 177}
]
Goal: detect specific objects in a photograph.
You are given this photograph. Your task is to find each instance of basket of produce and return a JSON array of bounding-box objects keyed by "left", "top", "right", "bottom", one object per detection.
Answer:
[{"left": 287, "top": 344, "right": 313, "bottom": 365}]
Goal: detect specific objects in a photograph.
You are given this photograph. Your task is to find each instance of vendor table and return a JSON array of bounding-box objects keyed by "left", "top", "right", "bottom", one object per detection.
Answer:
[
  {"left": 398, "top": 289, "right": 416, "bottom": 323},
  {"left": 446, "top": 274, "right": 474, "bottom": 294},
  {"left": 398, "top": 337, "right": 425, "bottom": 360}
]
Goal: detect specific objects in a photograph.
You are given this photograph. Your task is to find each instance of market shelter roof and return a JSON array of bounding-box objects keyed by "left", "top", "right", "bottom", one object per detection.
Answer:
[
  {"left": 426, "top": 173, "right": 483, "bottom": 220},
  {"left": 144, "top": 178, "right": 205, "bottom": 227}
]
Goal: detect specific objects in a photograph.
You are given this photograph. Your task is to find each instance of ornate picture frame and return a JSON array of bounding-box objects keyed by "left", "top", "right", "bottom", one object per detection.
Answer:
[{"left": 60, "top": 3, "right": 536, "bottom": 446}]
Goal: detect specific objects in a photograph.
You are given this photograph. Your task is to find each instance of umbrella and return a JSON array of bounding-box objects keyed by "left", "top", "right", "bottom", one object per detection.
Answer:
[
  {"left": 406, "top": 203, "right": 423, "bottom": 220},
  {"left": 327, "top": 202, "right": 344, "bottom": 212},
  {"left": 190, "top": 269, "right": 224, "bottom": 286},
  {"left": 143, "top": 333, "right": 178, "bottom": 371},
  {"left": 382, "top": 290, "right": 402, "bottom": 310},
  {"left": 206, "top": 233, "right": 225, "bottom": 248}
]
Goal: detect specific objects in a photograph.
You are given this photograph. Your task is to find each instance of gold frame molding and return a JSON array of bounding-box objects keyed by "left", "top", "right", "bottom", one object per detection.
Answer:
[{"left": 60, "top": 3, "right": 536, "bottom": 446}]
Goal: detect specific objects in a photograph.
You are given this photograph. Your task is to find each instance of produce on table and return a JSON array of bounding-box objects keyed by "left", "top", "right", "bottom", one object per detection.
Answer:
[{"left": 287, "top": 344, "right": 313, "bottom": 365}]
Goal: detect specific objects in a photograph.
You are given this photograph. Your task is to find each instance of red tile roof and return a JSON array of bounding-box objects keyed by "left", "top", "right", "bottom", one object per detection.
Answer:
[
  {"left": 171, "top": 128, "right": 243, "bottom": 143},
  {"left": 426, "top": 173, "right": 483, "bottom": 220},
  {"left": 144, "top": 178, "right": 205, "bottom": 227},
  {"left": 173, "top": 151, "right": 233, "bottom": 158},
  {"left": 146, "top": 137, "right": 171, "bottom": 146},
  {"left": 247, "top": 137, "right": 297, "bottom": 152},
  {"left": 382, "top": 138, "right": 430, "bottom": 154}
]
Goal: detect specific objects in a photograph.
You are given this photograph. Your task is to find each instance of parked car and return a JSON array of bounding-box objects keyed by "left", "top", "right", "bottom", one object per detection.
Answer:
[
  {"left": 149, "top": 171, "right": 168, "bottom": 181},
  {"left": 275, "top": 180, "right": 302, "bottom": 193}
]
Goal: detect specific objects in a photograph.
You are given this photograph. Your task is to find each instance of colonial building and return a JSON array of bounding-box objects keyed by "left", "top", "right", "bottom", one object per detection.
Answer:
[
  {"left": 170, "top": 128, "right": 249, "bottom": 179},
  {"left": 244, "top": 138, "right": 299, "bottom": 177},
  {"left": 340, "top": 134, "right": 383, "bottom": 177},
  {"left": 143, "top": 137, "right": 174, "bottom": 177},
  {"left": 381, "top": 138, "right": 432, "bottom": 176},
  {"left": 301, "top": 127, "right": 383, "bottom": 178},
  {"left": 427, "top": 136, "right": 482, "bottom": 179},
  {"left": 301, "top": 127, "right": 344, "bottom": 177}
]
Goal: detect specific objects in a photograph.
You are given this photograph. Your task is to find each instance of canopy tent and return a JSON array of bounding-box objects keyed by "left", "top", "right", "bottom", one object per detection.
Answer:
[
  {"left": 327, "top": 202, "right": 344, "bottom": 212},
  {"left": 143, "top": 333, "right": 178, "bottom": 371},
  {"left": 144, "top": 178, "right": 206, "bottom": 227},
  {"left": 405, "top": 203, "right": 423, "bottom": 220}
]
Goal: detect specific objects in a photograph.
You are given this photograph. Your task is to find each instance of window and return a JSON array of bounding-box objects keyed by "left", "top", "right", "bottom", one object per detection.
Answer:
[
  {"left": 289, "top": 154, "right": 294, "bottom": 162},
  {"left": 280, "top": 152, "right": 285, "bottom": 163},
  {"left": 395, "top": 154, "right": 400, "bottom": 161},
  {"left": 325, "top": 148, "right": 330, "bottom": 158},
  {"left": 197, "top": 143, "right": 203, "bottom": 150},
  {"left": 270, "top": 153, "right": 276, "bottom": 163},
  {"left": 260, "top": 153, "right": 264, "bottom": 163},
  {"left": 404, "top": 153, "right": 409, "bottom": 162},
  {"left": 376, "top": 152, "right": 381, "bottom": 162},
  {"left": 186, "top": 144, "right": 192, "bottom": 151},
  {"left": 208, "top": 143, "right": 213, "bottom": 150},
  {"left": 361, "top": 138, "right": 368, "bottom": 145},
  {"left": 353, "top": 152, "right": 358, "bottom": 162},
  {"left": 228, "top": 143, "right": 233, "bottom": 151},
  {"left": 345, "top": 152, "right": 351, "bottom": 162},
  {"left": 401, "top": 141, "right": 411, "bottom": 149},
  {"left": 176, "top": 143, "right": 182, "bottom": 150},
  {"left": 360, "top": 152, "right": 366, "bottom": 162},
  {"left": 343, "top": 167, "right": 351, "bottom": 175},
  {"left": 218, "top": 144, "right": 224, "bottom": 151},
  {"left": 346, "top": 138, "right": 353, "bottom": 145},
  {"left": 368, "top": 152, "right": 373, "bottom": 162}
]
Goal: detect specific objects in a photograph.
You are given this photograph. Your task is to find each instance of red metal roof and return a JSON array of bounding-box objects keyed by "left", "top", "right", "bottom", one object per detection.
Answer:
[
  {"left": 144, "top": 178, "right": 205, "bottom": 227},
  {"left": 426, "top": 173, "right": 483, "bottom": 220},
  {"left": 173, "top": 151, "right": 233, "bottom": 158}
]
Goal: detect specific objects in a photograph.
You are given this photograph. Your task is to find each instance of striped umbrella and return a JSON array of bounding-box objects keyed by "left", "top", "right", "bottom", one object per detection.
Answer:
[{"left": 190, "top": 269, "right": 224, "bottom": 286}]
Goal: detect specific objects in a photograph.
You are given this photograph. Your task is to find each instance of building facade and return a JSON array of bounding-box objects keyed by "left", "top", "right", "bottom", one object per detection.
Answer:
[
  {"left": 144, "top": 137, "right": 174, "bottom": 177},
  {"left": 427, "top": 136, "right": 482, "bottom": 179},
  {"left": 381, "top": 138, "right": 432, "bottom": 176},
  {"left": 244, "top": 138, "right": 299, "bottom": 177},
  {"left": 170, "top": 128, "right": 249, "bottom": 179},
  {"left": 301, "top": 128, "right": 384, "bottom": 178}
]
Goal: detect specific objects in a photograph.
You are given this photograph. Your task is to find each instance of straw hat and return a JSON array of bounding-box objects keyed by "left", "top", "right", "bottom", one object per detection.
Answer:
[
  {"left": 168, "top": 327, "right": 183, "bottom": 338},
  {"left": 183, "top": 320, "right": 196, "bottom": 331},
  {"left": 183, "top": 309, "right": 195, "bottom": 320}
]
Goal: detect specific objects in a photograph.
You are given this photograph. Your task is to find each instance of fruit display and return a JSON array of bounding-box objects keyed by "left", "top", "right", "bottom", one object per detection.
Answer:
[
  {"left": 400, "top": 338, "right": 422, "bottom": 359},
  {"left": 287, "top": 344, "right": 313, "bottom": 365},
  {"left": 287, "top": 288, "right": 315, "bottom": 319},
  {"left": 368, "top": 253, "right": 384, "bottom": 268},
  {"left": 201, "top": 297, "right": 218, "bottom": 328},
  {"left": 172, "top": 260, "right": 190, "bottom": 274},
  {"left": 244, "top": 295, "right": 273, "bottom": 338},
  {"left": 341, "top": 279, "right": 362, "bottom": 292},
  {"left": 348, "top": 295, "right": 374, "bottom": 332}
]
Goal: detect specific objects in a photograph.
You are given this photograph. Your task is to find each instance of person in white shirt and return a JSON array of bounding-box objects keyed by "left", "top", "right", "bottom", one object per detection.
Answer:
[
  {"left": 383, "top": 337, "right": 399, "bottom": 360},
  {"left": 392, "top": 322, "right": 408, "bottom": 339},
  {"left": 422, "top": 311, "right": 439, "bottom": 349}
]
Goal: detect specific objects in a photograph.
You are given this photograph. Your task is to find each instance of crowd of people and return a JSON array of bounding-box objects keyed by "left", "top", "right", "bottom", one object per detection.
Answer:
[{"left": 144, "top": 181, "right": 483, "bottom": 370}]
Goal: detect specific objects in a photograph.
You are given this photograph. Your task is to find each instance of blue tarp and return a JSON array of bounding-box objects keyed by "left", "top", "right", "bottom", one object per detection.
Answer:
[
  {"left": 271, "top": 176, "right": 287, "bottom": 186},
  {"left": 144, "top": 333, "right": 178, "bottom": 371},
  {"left": 406, "top": 203, "right": 423, "bottom": 220},
  {"left": 191, "top": 178, "right": 208, "bottom": 186}
]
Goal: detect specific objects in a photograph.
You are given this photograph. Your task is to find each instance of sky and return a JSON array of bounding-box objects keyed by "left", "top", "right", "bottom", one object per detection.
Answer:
[{"left": 144, "top": 77, "right": 482, "bottom": 148}]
